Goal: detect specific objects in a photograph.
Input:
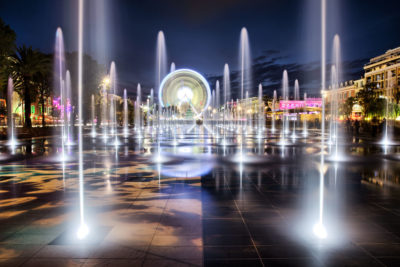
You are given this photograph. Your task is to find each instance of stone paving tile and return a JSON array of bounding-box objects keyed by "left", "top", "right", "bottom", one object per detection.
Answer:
[
  {"left": 0, "top": 258, "right": 27, "bottom": 267},
  {"left": 22, "top": 258, "right": 85, "bottom": 267},
  {"left": 150, "top": 235, "right": 202, "bottom": 247},
  {"left": 203, "top": 245, "right": 259, "bottom": 259},
  {"left": 83, "top": 259, "right": 144, "bottom": 267},
  {"left": 88, "top": 243, "right": 147, "bottom": 259},
  {"left": 142, "top": 258, "right": 201, "bottom": 267},
  {"left": 1, "top": 233, "right": 56, "bottom": 245},
  {"left": 203, "top": 234, "right": 253, "bottom": 246},
  {"left": 256, "top": 244, "right": 314, "bottom": 258},
  {"left": 359, "top": 243, "right": 400, "bottom": 258},
  {"left": 0, "top": 244, "right": 43, "bottom": 259},
  {"left": 204, "top": 259, "right": 263, "bottom": 267},
  {"left": 34, "top": 245, "right": 95, "bottom": 259},
  {"left": 261, "top": 258, "right": 322, "bottom": 267},
  {"left": 147, "top": 246, "right": 203, "bottom": 260}
]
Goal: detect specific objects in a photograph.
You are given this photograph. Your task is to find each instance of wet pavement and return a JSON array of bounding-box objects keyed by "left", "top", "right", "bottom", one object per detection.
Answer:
[{"left": 0, "top": 125, "right": 400, "bottom": 266}]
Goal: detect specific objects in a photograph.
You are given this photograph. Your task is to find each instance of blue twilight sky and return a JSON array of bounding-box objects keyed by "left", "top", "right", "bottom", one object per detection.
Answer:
[{"left": 1, "top": 0, "right": 400, "bottom": 98}]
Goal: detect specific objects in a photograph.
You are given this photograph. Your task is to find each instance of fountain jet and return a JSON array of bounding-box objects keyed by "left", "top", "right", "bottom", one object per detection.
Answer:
[
  {"left": 77, "top": 0, "right": 88, "bottom": 240},
  {"left": 281, "top": 70, "right": 290, "bottom": 140},
  {"left": 54, "top": 27, "right": 67, "bottom": 160},
  {"left": 7, "top": 77, "right": 16, "bottom": 149},
  {"left": 91, "top": 94, "right": 96, "bottom": 138},
  {"left": 123, "top": 89, "right": 128, "bottom": 137},
  {"left": 272, "top": 90, "right": 277, "bottom": 132},
  {"left": 314, "top": 0, "right": 327, "bottom": 240},
  {"left": 170, "top": 62, "right": 175, "bottom": 73},
  {"left": 239, "top": 27, "right": 252, "bottom": 100},
  {"left": 65, "top": 71, "right": 73, "bottom": 145}
]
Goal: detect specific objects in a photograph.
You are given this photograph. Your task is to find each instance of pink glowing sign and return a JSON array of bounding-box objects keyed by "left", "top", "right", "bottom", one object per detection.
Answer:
[{"left": 279, "top": 98, "right": 322, "bottom": 110}]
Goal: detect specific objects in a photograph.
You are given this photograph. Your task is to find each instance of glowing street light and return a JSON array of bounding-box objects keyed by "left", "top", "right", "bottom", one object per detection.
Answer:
[{"left": 102, "top": 76, "right": 111, "bottom": 87}]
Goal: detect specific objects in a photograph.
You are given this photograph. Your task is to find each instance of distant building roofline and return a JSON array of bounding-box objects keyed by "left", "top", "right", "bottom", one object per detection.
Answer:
[{"left": 366, "top": 46, "right": 400, "bottom": 66}]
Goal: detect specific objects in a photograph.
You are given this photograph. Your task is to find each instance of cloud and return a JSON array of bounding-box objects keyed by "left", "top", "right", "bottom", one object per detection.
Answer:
[{"left": 206, "top": 51, "right": 368, "bottom": 99}]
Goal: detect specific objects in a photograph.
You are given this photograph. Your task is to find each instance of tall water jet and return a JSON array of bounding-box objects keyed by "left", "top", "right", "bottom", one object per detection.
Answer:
[
  {"left": 65, "top": 71, "right": 73, "bottom": 145},
  {"left": 123, "top": 89, "right": 128, "bottom": 137},
  {"left": 303, "top": 93, "right": 308, "bottom": 136},
  {"left": 330, "top": 65, "right": 339, "bottom": 157},
  {"left": 170, "top": 62, "right": 175, "bottom": 73},
  {"left": 272, "top": 90, "right": 277, "bottom": 132},
  {"left": 282, "top": 70, "right": 289, "bottom": 100},
  {"left": 282, "top": 70, "right": 290, "bottom": 139},
  {"left": 101, "top": 79, "right": 108, "bottom": 142},
  {"left": 332, "top": 35, "right": 341, "bottom": 83},
  {"left": 223, "top": 64, "right": 231, "bottom": 140},
  {"left": 135, "top": 84, "right": 142, "bottom": 133},
  {"left": 292, "top": 79, "right": 300, "bottom": 139},
  {"left": 91, "top": 94, "right": 96, "bottom": 137},
  {"left": 245, "top": 90, "right": 250, "bottom": 129},
  {"left": 382, "top": 71, "right": 393, "bottom": 146},
  {"left": 216, "top": 80, "right": 220, "bottom": 110},
  {"left": 146, "top": 98, "right": 150, "bottom": 131},
  {"left": 258, "top": 84, "right": 265, "bottom": 134},
  {"left": 314, "top": 0, "right": 327, "bottom": 240},
  {"left": 76, "top": 0, "right": 88, "bottom": 240},
  {"left": 54, "top": 27, "right": 66, "bottom": 159},
  {"left": 156, "top": 31, "right": 167, "bottom": 128},
  {"left": 330, "top": 34, "right": 341, "bottom": 159},
  {"left": 150, "top": 88, "right": 154, "bottom": 128},
  {"left": 109, "top": 62, "right": 117, "bottom": 140},
  {"left": 7, "top": 77, "right": 16, "bottom": 147},
  {"left": 156, "top": 31, "right": 167, "bottom": 89},
  {"left": 239, "top": 27, "right": 252, "bottom": 100},
  {"left": 294, "top": 79, "right": 300, "bottom": 100},
  {"left": 211, "top": 90, "right": 216, "bottom": 124},
  {"left": 223, "top": 64, "right": 231, "bottom": 106}
]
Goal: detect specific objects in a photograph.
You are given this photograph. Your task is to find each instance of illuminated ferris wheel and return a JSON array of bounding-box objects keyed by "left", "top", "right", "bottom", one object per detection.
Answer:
[{"left": 159, "top": 69, "right": 211, "bottom": 118}]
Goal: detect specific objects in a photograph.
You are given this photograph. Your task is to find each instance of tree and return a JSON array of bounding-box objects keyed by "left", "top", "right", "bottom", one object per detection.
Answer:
[
  {"left": 340, "top": 96, "right": 355, "bottom": 118},
  {"left": 128, "top": 99, "right": 134, "bottom": 125},
  {"left": 9, "top": 46, "right": 50, "bottom": 128},
  {"left": 0, "top": 104, "right": 6, "bottom": 117},
  {"left": 65, "top": 52, "right": 105, "bottom": 124},
  {"left": 33, "top": 70, "right": 51, "bottom": 127},
  {"left": 394, "top": 88, "right": 400, "bottom": 104},
  {"left": 393, "top": 103, "right": 400, "bottom": 118},
  {"left": 357, "top": 82, "right": 378, "bottom": 118},
  {"left": 0, "top": 18, "right": 16, "bottom": 103}
]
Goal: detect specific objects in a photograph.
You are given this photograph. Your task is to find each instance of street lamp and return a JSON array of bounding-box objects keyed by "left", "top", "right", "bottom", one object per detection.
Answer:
[{"left": 103, "top": 77, "right": 110, "bottom": 86}]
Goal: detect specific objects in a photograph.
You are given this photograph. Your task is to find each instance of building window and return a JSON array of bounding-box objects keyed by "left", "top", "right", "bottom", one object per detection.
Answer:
[{"left": 31, "top": 105, "right": 35, "bottom": 114}]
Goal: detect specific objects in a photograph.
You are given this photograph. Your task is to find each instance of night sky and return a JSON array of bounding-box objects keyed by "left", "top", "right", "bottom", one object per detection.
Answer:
[{"left": 1, "top": 0, "right": 400, "bottom": 98}]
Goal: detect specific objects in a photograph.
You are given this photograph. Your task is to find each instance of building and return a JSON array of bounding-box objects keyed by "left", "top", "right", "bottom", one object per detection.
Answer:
[
  {"left": 325, "top": 46, "right": 400, "bottom": 104},
  {"left": 325, "top": 79, "right": 364, "bottom": 104},
  {"left": 0, "top": 94, "right": 54, "bottom": 126},
  {"left": 279, "top": 98, "right": 323, "bottom": 110},
  {"left": 364, "top": 47, "right": 400, "bottom": 99}
]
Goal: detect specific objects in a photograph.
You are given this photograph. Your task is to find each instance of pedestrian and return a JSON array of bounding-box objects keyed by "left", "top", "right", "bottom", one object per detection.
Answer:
[{"left": 354, "top": 119, "right": 360, "bottom": 136}]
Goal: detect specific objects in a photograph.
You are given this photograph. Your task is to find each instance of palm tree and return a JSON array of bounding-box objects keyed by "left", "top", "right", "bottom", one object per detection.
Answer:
[
  {"left": 33, "top": 71, "right": 51, "bottom": 127},
  {"left": 9, "top": 46, "right": 50, "bottom": 128}
]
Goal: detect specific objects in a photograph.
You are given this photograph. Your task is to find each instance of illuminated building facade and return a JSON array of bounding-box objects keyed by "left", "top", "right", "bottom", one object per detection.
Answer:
[
  {"left": 325, "top": 46, "right": 400, "bottom": 104},
  {"left": 364, "top": 46, "right": 400, "bottom": 99},
  {"left": 0, "top": 94, "right": 53, "bottom": 126}
]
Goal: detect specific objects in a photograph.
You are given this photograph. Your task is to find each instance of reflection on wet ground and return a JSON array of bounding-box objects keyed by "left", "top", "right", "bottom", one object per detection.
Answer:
[{"left": 0, "top": 125, "right": 400, "bottom": 266}]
